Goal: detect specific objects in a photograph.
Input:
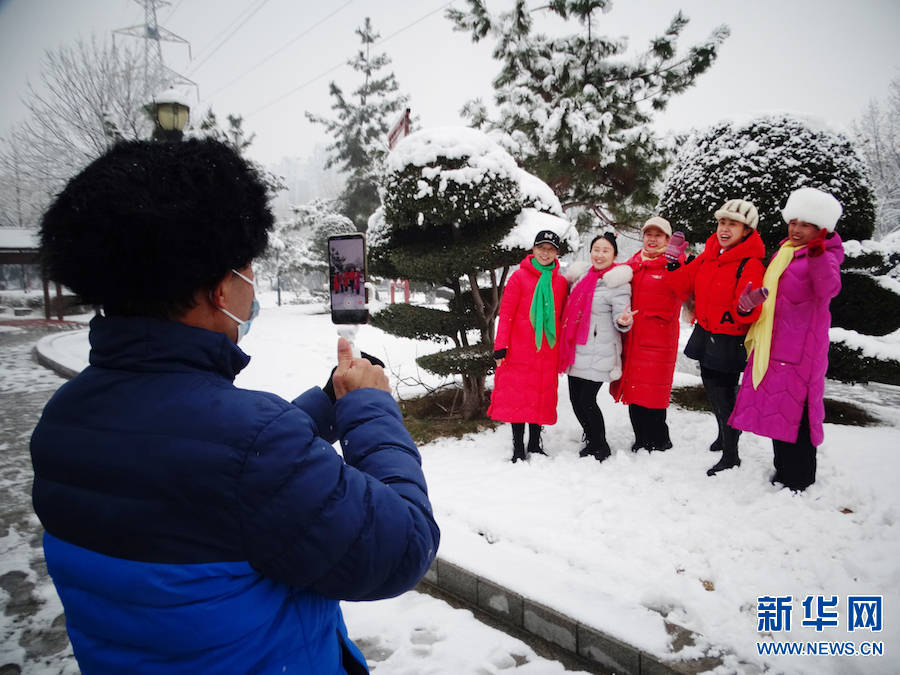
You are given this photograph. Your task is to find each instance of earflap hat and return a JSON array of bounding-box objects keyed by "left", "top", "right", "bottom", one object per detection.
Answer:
[{"left": 714, "top": 199, "right": 759, "bottom": 230}]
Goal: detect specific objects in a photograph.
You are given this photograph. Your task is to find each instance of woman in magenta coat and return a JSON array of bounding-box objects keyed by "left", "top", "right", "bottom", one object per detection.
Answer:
[
  {"left": 730, "top": 187, "right": 844, "bottom": 491},
  {"left": 489, "top": 230, "right": 568, "bottom": 462},
  {"left": 612, "top": 216, "right": 684, "bottom": 452}
]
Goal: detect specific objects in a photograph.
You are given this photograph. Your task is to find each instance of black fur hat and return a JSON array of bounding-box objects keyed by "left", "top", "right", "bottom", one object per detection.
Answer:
[{"left": 40, "top": 138, "right": 273, "bottom": 318}]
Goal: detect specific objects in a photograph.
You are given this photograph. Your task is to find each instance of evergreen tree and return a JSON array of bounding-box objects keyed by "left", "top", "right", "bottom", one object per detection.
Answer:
[
  {"left": 306, "top": 18, "right": 409, "bottom": 231},
  {"left": 447, "top": 0, "right": 729, "bottom": 227},
  {"left": 194, "top": 109, "right": 286, "bottom": 198},
  {"left": 369, "top": 127, "right": 577, "bottom": 418},
  {"left": 659, "top": 114, "right": 876, "bottom": 252}
]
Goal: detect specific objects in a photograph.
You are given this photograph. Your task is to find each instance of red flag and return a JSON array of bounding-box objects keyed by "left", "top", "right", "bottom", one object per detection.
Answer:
[{"left": 388, "top": 108, "right": 411, "bottom": 149}]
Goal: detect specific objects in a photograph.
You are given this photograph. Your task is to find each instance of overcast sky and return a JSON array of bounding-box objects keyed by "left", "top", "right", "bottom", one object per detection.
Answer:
[{"left": 1, "top": 0, "right": 898, "bottom": 168}]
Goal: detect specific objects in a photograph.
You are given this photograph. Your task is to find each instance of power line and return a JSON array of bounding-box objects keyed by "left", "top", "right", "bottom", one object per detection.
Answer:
[
  {"left": 247, "top": 1, "right": 454, "bottom": 119},
  {"left": 207, "top": 0, "right": 355, "bottom": 99},
  {"left": 189, "top": 0, "right": 273, "bottom": 75},
  {"left": 162, "top": 0, "right": 185, "bottom": 23}
]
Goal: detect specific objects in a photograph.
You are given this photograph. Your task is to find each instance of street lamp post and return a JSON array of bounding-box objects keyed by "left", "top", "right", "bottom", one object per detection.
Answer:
[{"left": 149, "top": 88, "right": 190, "bottom": 142}]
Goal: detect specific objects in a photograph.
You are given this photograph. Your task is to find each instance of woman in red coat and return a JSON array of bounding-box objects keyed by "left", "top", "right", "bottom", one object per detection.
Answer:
[
  {"left": 612, "top": 216, "right": 684, "bottom": 452},
  {"left": 667, "top": 199, "right": 767, "bottom": 477},
  {"left": 489, "top": 230, "right": 569, "bottom": 462}
]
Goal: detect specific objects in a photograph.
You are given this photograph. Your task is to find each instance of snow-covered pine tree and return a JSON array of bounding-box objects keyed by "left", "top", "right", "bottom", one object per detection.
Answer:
[
  {"left": 258, "top": 199, "right": 355, "bottom": 305},
  {"left": 659, "top": 115, "right": 876, "bottom": 251},
  {"left": 369, "top": 127, "right": 577, "bottom": 418},
  {"left": 447, "top": 0, "right": 729, "bottom": 227},
  {"left": 659, "top": 114, "right": 899, "bottom": 386},
  {"left": 306, "top": 18, "right": 409, "bottom": 231},
  {"left": 195, "top": 109, "right": 286, "bottom": 199}
]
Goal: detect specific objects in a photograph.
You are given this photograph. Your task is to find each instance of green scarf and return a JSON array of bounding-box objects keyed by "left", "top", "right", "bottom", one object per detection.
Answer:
[{"left": 529, "top": 257, "right": 557, "bottom": 349}]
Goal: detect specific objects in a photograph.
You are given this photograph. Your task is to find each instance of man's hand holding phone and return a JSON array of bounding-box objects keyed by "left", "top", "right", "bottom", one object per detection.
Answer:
[{"left": 332, "top": 337, "right": 390, "bottom": 398}]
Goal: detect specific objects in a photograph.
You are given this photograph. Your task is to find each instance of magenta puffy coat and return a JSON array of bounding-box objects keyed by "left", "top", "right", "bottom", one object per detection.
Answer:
[
  {"left": 489, "top": 255, "right": 568, "bottom": 425},
  {"left": 729, "top": 234, "right": 844, "bottom": 445}
]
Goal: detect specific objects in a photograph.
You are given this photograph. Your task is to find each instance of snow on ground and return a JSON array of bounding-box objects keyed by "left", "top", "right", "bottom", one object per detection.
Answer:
[{"left": 14, "top": 295, "right": 900, "bottom": 674}]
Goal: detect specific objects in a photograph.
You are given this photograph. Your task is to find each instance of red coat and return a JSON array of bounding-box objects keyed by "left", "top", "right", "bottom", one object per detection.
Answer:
[
  {"left": 488, "top": 255, "right": 568, "bottom": 425},
  {"left": 668, "top": 231, "right": 766, "bottom": 335},
  {"left": 612, "top": 252, "right": 681, "bottom": 408}
]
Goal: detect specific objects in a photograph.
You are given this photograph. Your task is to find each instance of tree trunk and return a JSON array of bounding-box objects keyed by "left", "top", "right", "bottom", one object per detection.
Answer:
[{"left": 460, "top": 374, "right": 487, "bottom": 420}]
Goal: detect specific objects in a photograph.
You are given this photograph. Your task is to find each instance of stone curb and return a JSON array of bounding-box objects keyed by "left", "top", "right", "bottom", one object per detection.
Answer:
[
  {"left": 33, "top": 332, "right": 85, "bottom": 380},
  {"left": 416, "top": 557, "right": 722, "bottom": 675}
]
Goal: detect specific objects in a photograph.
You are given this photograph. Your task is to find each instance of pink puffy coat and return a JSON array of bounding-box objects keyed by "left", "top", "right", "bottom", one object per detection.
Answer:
[
  {"left": 488, "top": 255, "right": 568, "bottom": 425},
  {"left": 729, "top": 233, "right": 844, "bottom": 445}
]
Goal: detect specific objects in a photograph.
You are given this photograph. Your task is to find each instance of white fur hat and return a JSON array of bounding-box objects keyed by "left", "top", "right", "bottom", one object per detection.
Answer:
[
  {"left": 780, "top": 187, "right": 843, "bottom": 232},
  {"left": 714, "top": 199, "right": 759, "bottom": 230},
  {"left": 642, "top": 216, "right": 672, "bottom": 237}
]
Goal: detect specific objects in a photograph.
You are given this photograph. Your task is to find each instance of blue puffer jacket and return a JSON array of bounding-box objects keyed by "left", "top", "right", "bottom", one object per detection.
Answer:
[{"left": 30, "top": 315, "right": 440, "bottom": 674}]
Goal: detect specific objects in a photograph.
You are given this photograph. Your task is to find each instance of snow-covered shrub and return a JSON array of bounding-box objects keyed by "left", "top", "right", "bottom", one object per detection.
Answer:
[
  {"left": 828, "top": 328, "right": 900, "bottom": 386},
  {"left": 827, "top": 235, "right": 900, "bottom": 384},
  {"left": 659, "top": 114, "right": 876, "bottom": 253}
]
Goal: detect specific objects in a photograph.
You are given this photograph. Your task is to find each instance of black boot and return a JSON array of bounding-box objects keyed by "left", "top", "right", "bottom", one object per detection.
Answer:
[
  {"left": 709, "top": 419, "right": 724, "bottom": 452},
  {"left": 707, "top": 427, "right": 741, "bottom": 475},
  {"left": 591, "top": 438, "right": 611, "bottom": 462},
  {"left": 511, "top": 424, "right": 526, "bottom": 463},
  {"left": 527, "top": 424, "right": 547, "bottom": 456},
  {"left": 706, "top": 452, "right": 740, "bottom": 475},
  {"left": 628, "top": 405, "right": 645, "bottom": 452}
]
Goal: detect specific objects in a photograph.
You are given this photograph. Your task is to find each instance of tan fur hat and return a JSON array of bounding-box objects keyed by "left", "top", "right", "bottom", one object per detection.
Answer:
[
  {"left": 714, "top": 199, "right": 759, "bottom": 230},
  {"left": 642, "top": 216, "right": 672, "bottom": 237}
]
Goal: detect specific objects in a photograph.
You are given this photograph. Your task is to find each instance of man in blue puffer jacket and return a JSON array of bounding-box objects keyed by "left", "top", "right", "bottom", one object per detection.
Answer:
[{"left": 30, "top": 139, "right": 439, "bottom": 674}]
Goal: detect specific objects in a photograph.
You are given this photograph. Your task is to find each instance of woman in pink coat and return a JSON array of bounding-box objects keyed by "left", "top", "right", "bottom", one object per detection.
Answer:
[
  {"left": 489, "top": 230, "right": 569, "bottom": 462},
  {"left": 729, "top": 187, "right": 844, "bottom": 491}
]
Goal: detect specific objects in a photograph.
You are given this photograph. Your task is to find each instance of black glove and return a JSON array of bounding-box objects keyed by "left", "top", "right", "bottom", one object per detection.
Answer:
[
  {"left": 665, "top": 260, "right": 681, "bottom": 272},
  {"left": 685, "top": 253, "right": 696, "bottom": 264},
  {"left": 493, "top": 348, "right": 507, "bottom": 360},
  {"left": 323, "top": 351, "right": 386, "bottom": 403}
]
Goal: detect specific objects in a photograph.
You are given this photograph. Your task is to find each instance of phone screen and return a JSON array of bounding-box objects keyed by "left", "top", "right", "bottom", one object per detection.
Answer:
[{"left": 328, "top": 233, "right": 368, "bottom": 324}]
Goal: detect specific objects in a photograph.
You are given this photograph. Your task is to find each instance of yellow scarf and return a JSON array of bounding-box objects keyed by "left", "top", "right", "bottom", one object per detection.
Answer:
[{"left": 744, "top": 241, "right": 804, "bottom": 388}]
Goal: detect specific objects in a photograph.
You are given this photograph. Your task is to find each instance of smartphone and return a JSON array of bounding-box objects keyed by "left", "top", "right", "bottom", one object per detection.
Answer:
[{"left": 328, "top": 233, "right": 368, "bottom": 324}]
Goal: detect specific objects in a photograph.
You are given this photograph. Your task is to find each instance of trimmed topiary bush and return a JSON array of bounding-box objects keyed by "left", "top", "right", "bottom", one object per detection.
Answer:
[{"left": 659, "top": 115, "right": 876, "bottom": 254}]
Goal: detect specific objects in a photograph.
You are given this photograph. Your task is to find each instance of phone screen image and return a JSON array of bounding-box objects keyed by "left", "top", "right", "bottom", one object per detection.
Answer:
[{"left": 328, "top": 234, "right": 368, "bottom": 324}]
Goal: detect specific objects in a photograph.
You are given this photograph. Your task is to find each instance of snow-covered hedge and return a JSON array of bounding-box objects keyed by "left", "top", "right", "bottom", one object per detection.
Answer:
[
  {"left": 659, "top": 114, "right": 876, "bottom": 253},
  {"left": 828, "top": 328, "right": 900, "bottom": 386},
  {"left": 416, "top": 343, "right": 495, "bottom": 378},
  {"left": 369, "top": 303, "right": 477, "bottom": 344}
]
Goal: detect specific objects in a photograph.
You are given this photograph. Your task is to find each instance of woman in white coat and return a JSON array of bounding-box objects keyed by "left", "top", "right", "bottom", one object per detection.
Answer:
[{"left": 558, "top": 232, "right": 636, "bottom": 461}]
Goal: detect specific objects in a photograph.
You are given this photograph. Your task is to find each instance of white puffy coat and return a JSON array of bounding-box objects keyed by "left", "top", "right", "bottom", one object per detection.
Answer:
[{"left": 564, "top": 262, "right": 633, "bottom": 383}]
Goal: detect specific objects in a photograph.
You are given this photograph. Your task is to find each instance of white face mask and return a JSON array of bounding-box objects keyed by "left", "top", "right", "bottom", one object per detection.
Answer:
[{"left": 217, "top": 269, "right": 259, "bottom": 343}]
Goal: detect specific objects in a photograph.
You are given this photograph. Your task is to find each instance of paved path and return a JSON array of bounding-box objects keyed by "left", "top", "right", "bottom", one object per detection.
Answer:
[{"left": 0, "top": 324, "right": 78, "bottom": 674}]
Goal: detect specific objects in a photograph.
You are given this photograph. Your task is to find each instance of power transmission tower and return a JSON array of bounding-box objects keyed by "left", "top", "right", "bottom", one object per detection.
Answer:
[{"left": 114, "top": 0, "right": 196, "bottom": 93}]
